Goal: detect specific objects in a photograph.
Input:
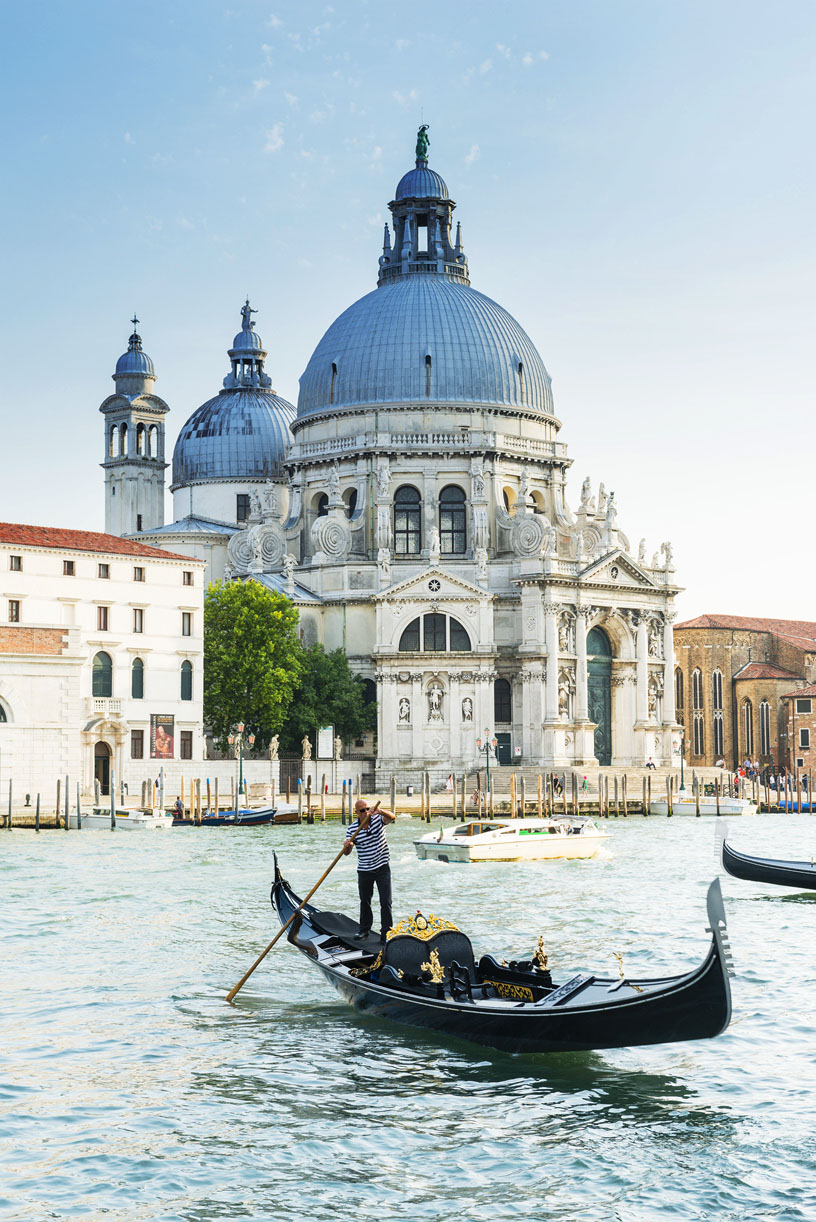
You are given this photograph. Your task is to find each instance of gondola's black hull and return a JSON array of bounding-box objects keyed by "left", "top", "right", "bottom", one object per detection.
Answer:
[
  {"left": 271, "top": 866, "right": 733, "bottom": 1054},
  {"left": 721, "top": 838, "right": 816, "bottom": 891}
]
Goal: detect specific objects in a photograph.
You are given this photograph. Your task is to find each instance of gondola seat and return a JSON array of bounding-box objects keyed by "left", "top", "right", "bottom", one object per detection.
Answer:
[{"left": 382, "top": 929, "right": 477, "bottom": 980}]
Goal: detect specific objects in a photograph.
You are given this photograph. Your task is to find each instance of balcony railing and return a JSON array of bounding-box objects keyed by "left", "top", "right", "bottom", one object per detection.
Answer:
[{"left": 88, "top": 698, "right": 124, "bottom": 715}]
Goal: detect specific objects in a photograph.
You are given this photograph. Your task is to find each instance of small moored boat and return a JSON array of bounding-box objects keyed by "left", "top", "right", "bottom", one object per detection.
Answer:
[
  {"left": 414, "top": 816, "right": 608, "bottom": 863},
  {"left": 270, "top": 856, "right": 734, "bottom": 1054},
  {"left": 69, "top": 806, "right": 173, "bottom": 830},
  {"left": 172, "top": 806, "right": 277, "bottom": 827},
  {"left": 717, "top": 818, "right": 816, "bottom": 890},
  {"left": 649, "top": 795, "right": 757, "bottom": 816}
]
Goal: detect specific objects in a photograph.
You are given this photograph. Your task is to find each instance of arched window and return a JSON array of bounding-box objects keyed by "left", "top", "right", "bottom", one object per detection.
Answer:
[
  {"left": 494, "top": 678, "right": 512, "bottom": 723},
  {"left": 119, "top": 422, "right": 128, "bottom": 456},
  {"left": 329, "top": 362, "right": 337, "bottom": 404},
  {"left": 517, "top": 361, "right": 526, "bottom": 403},
  {"left": 712, "top": 669, "right": 723, "bottom": 711},
  {"left": 691, "top": 668, "right": 703, "bottom": 711},
  {"left": 394, "top": 486, "right": 421, "bottom": 556},
  {"left": 439, "top": 485, "right": 466, "bottom": 555},
  {"left": 148, "top": 424, "right": 159, "bottom": 458},
  {"left": 502, "top": 486, "right": 517, "bottom": 517},
  {"left": 131, "top": 657, "right": 144, "bottom": 700},
  {"left": 316, "top": 494, "right": 328, "bottom": 518},
  {"left": 362, "top": 678, "right": 376, "bottom": 706},
  {"left": 92, "top": 651, "right": 113, "bottom": 698},
  {"left": 398, "top": 615, "right": 472, "bottom": 653},
  {"left": 180, "top": 660, "right": 193, "bottom": 702},
  {"left": 675, "top": 667, "right": 684, "bottom": 711},
  {"left": 345, "top": 488, "right": 358, "bottom": 519},
  {"left": 425, "top": 354, "right": 432, "bottom": 398},
  {"left": 743, "top": 700, "right": 754, "bottom": 757},
  {"left": 109, "top": 425, "right": 117, "bottom": 458},
  {"left": 693, "top": 713, "right": 705, "bottom": 756},
  {"left": 713, "top": 712, "right": 724, "bottom": 757},
  {"left": 0, "top": 702, "right": 7, "bottom": 723},
  {"left": 759, "top": 700, "right": 771, "bottom": 756},
  {"left": 136, "top": 422, "right": 145, "bottom": 455}
]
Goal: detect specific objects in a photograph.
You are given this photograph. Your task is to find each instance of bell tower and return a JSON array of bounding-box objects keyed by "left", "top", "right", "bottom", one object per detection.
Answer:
[{"left": 100, "top": 319, "right": 169, "bottom": 536}]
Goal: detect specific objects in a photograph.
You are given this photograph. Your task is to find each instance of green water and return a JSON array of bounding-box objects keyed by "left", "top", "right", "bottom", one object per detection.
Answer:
[{"left": 2, "top": 814, "right": 816, "bottom": 1220}]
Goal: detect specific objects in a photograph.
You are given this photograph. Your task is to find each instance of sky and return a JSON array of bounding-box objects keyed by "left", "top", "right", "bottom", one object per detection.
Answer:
[{"left": 2, "top": 0, "right": 815, "bottom": 622}]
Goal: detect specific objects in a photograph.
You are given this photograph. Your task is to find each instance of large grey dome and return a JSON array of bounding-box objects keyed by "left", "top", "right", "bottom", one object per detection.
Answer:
[
  {"left": 297, "top": 276, "right": 554, "bottom": 417},
  {"left": 172, "top": 389, "right": 295, "bottom": 486}
]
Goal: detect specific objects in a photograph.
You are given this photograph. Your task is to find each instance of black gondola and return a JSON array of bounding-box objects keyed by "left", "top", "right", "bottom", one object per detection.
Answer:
[
  {"left": 270, "top": 856, "right": 734, "bottom": 1054},
  {"left": 718, "top": 819, "right": 816, "bottom": 890}
]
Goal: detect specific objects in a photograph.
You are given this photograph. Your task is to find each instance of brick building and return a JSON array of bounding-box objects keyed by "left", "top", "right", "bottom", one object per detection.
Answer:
[
  {"left": 781, "top": 684, "right": 816, "bottom": 775},
  {"left": 673, "top": 614, "right": 816, "bottom": 769}
]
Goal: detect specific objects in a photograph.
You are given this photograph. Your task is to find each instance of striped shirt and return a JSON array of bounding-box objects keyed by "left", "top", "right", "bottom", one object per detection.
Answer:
[{"left": 345, "top": 811, "right": 390, "bottom": 872}]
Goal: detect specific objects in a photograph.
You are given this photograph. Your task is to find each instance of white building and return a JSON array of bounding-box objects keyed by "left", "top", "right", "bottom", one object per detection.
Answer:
[
  {"left": 100, "top": 131, "right": 681, "bottom": 784},
  {"left": 0, "top": 523, "right": 205, "bottom": 800}
]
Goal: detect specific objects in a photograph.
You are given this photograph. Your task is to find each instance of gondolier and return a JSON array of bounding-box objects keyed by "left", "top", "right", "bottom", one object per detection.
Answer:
[{"left": 342, "top": 798, "right": 396, "bottom": 942}]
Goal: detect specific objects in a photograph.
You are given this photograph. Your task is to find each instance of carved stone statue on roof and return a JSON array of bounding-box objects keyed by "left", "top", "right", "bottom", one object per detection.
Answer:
[
  {"left": 416, "top": 124, "right": 430, "bottom": 163},
  {"left": 241, "top": 299, "right": 257, "bottom": 330}
]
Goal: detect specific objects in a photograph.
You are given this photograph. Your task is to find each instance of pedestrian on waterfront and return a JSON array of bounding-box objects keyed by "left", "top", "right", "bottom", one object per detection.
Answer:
[
  {"left": 342, "top": 797, "right": 396, "bottom": 943},
  {"left": 445, "top": 773, "right": 454, "bottom": 792},
  {"left": 646, "top": 757, "right": 656, "bottom": 770},
  {"left": 173, "top": 797, "right": 183, "bottom": 819}
]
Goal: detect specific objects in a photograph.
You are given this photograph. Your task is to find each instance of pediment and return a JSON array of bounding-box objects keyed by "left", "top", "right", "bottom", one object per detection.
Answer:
[
  {"left": 376, "top": 566, "right": 491, "bottom": 603},
  {"left": 581, "top": 550, "right": 657, "bottom": 589}
]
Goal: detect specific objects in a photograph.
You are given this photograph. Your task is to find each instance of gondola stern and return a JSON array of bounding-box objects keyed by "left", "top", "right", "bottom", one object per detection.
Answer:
[{"left": 704, "top": 876, "right": 735, "bottom": 1029}]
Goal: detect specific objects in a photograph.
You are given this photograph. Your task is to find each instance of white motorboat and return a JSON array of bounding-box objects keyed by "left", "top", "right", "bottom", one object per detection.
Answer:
[
  {"left": 414, "top": 816, "right": 608, "bottom": 863},
  {"left": 648, "top": 796, "right": 757, "bottom": 816},
  {"left": 69, "top": 806, "right": 173, "bottom": 830}
]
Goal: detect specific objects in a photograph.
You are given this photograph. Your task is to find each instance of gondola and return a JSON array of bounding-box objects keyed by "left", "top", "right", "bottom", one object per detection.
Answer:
[
  {"left": 717, "top": 819, "right": 816, "bottom": 890},
  {"left": 270, "top": 855, "right": 734, "bottom": 1054},
  {"left": 173, "top": 806, "right": 277, "bottom": 827}
]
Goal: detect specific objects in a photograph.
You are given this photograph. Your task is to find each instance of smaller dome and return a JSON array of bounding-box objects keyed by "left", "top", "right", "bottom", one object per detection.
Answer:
[
  {"left": 115, "top": 327, "right": 155, "bottom": 377},
  {"left": 231, "top": 327, "right": 264, "bottom": 354},
  {"left": 394, "top": 166, "right": 449, "bottom": 201}
]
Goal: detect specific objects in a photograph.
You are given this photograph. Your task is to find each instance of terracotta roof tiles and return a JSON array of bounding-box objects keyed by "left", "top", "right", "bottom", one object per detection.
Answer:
[
  {"left": 675, "top": 613, "right": 816, "bottom": 650},
  {"left": 781, "top": 684, "right": 816, "bottom": 700},
  {"left": 733, "top": 662, "right": 800, "bottom": 681},
  {"left": 0, "top": 522, "right": 200, "bottom": 563}
]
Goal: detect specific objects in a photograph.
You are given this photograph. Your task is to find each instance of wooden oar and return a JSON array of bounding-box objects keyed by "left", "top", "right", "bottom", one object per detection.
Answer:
[{"left": 225, "top": 801, "right": 379, "bottom": 1002}]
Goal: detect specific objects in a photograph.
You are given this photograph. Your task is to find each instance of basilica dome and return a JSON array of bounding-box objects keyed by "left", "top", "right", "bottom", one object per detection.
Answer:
[
  {"left": 297, "top": 149, "right": 553, "bottom": 419},
  {"left": 171, "top": 303, "right": 295, "bottom": 488},
  {"left": 297, "top": 276, "right": 553, "bottom": 417}
]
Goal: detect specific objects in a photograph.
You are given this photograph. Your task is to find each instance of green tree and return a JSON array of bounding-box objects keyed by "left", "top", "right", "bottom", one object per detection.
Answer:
[
  {"left": 203, "top": 579, "right": 302, "bottom": 747},
  {"left": 280, "top": 645, "right": 376, "bottom": 751}
]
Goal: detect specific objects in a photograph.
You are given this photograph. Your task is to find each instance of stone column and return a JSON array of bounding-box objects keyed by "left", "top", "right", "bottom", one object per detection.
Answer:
[
  {"left": 521, "top": 664, "right": 544, "bottom": 760},
  {"left": 544, "top": 604, "right": 559, "bottom": 721},
  {"left": 636, "top": 615, "right": 649, "bottom": 724},
  {"left": 411, "top": 671, "right": 423, "bottom": 762},
  {"left": 575, "top": 607, "right": 590, "bottom": 721},
  {"left": 662, "top": 611, "right": 676, "bottom": 723}
]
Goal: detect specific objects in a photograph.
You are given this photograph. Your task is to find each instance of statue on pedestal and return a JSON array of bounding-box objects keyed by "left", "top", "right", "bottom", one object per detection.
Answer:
[{"left": 302, "top": 735, "right": 312, "bottom": 761}]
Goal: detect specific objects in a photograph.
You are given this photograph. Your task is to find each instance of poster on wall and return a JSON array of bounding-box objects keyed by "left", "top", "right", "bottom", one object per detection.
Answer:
[
  {"left": 150, "top": 714, "right": 175, "bottom": 760},
  {"left": 317, "top": 725, "right": 334, "bottom": 759}
]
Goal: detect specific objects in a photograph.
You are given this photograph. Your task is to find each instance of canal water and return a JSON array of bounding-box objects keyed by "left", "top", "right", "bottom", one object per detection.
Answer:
[{"left": 2, "top": 812, "right": 816, "bottom": 1221}]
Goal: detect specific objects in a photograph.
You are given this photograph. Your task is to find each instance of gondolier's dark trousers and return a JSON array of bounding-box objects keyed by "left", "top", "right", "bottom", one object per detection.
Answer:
[{"left": 357, "top": 863, "right": 392, "bottom": 939}]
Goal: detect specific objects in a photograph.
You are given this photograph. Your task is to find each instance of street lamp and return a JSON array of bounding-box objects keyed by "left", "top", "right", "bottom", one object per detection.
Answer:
[
  {"left": 227, "top": 722, "right": 256, "bottom": 809},
  {"left": 476, "top": 728, "right": 498, "bottom": 797}
]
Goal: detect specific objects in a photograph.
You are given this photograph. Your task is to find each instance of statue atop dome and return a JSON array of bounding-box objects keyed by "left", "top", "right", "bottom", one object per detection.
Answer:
[
  {"left": 415, "top": 124, "right": 429, "bottom": 164},
  {"left": 241, "top": 299, "right": 257, "bottom": 331}
]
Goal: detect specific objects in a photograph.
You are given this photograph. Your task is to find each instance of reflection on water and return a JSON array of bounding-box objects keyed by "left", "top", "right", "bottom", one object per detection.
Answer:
[{"left": 3, "top": 815, "right": 816, "bottom": 1220}]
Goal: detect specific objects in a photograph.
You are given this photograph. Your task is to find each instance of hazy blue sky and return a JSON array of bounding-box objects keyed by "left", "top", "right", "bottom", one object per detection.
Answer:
[{"left": 2, "top": 1, "right": 814, "bottom": 620}]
